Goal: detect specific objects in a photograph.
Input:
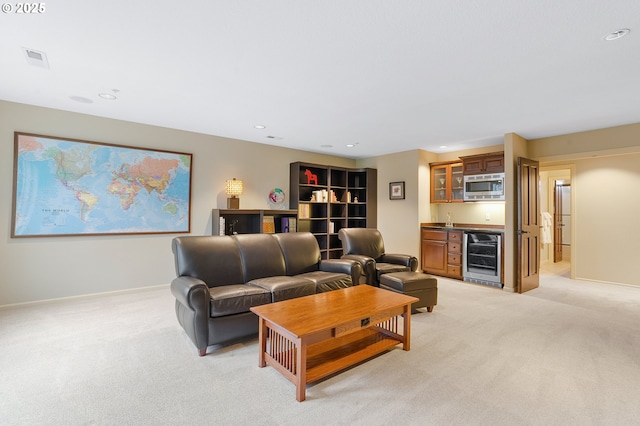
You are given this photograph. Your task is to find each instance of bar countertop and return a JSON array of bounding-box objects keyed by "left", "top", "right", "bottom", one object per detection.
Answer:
[{"left": 420, "top": 223, "right": 505, "bottom": 233}]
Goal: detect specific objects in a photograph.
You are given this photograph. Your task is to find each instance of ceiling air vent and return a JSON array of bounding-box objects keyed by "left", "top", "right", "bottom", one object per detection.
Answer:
[{"left": 22, "top": 47, "right": 50, "bottom": 69}]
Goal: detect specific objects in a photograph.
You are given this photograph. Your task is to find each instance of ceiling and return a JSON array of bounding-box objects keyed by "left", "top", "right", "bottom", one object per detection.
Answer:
[{"left": 2, "top": 1, "right": 639, "bottom": 159}]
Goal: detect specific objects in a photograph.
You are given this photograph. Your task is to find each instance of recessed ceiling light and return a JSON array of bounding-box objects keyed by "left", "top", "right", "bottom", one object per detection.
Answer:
[
  {"left": 98, "top": 93, "right": 117, "bottom": 100},
  {"left": 439, "top": 145, "right": 448, "bottom": 149},
  {"left": 254, "top": 125, "right": 266, "bottom": 129},
  {"left": 320, "top": 144, "right": 333, "bottom": 148},
  {"left": 266, "top": 135, "right": 283, "bottom": 140},
  {"left": 346, "top": 143, "right": 359, "bottom": 148},
  {"left": 604, "top": 28, "right": 630, "bottom": 41}
]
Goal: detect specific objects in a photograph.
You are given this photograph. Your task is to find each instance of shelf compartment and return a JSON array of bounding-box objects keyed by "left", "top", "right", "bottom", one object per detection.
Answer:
[{"left": 297, "top": 166, "right": 328, "bottom": 186}]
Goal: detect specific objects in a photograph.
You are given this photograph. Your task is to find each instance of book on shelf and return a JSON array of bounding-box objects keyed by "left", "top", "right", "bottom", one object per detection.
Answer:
[
  {"left": 298, "top": 204, "right": 310, "bottom": 219},
  {"left": 262, "top": 216, "right": 275, "bottom": 233},
  {"left": 280, "top": 217, "right": 297, "bottom": 233}
]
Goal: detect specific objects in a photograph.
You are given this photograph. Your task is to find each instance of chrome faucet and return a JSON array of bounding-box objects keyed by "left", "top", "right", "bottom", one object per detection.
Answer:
[{"left": 445, "top": 212, "right": 453, "bottom": 227}]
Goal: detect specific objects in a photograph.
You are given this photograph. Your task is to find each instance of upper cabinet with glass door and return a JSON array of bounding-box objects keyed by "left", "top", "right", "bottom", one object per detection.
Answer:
[{"left": 430, "top": 161, "right": 464, "bottom": 203}]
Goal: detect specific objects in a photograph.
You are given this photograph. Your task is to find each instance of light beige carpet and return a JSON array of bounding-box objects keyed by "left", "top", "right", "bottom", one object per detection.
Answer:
[{"left": 2, "top": 265, "right": 639, "bottom": 425}]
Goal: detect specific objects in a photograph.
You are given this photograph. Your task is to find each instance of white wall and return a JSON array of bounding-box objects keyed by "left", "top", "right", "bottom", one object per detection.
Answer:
[{"left": 0, "top": 101, "right": 356, "bottom": 305}]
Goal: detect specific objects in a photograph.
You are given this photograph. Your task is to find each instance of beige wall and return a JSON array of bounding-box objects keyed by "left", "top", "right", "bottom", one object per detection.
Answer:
[
  {"left": 530, "top": 123, "right": 640, "bottom": 161},
  {"left": 529, "top": 125, "right": 640, "bottom": 287},
  {"left": 4, "top": 99, "right": 640, "bottom": 304},
  {"left": 553, "top": 153, "right": 640, "bottom": 285},
  {"left": 359, "top": 150, "right": 425, "bottom": 260},
  {"left": 0, "top": 101, "right": 356, "bottom": 305}
]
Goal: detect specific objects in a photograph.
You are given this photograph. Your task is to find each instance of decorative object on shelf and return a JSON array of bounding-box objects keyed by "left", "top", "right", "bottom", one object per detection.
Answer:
[
  {"left": 312, "top": 189, "right": 327, "bottom": 202},
  {"left": 304, "top": 169, "right": 318, "bottom": 185},
  {"left": 268, "top": 188, "right": 286, "bottom": 209},
  {"left": 228, "top": 219, "right": 238, "bottom": 235},
  {"left": 225, "top": 178, "right": 244, "bottom": 209},
  {"left": 389, "top": 181, "right": 405, "bottom": 200}
]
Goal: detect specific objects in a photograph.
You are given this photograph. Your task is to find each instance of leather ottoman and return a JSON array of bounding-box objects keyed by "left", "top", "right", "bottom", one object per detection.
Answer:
[{"left": 379, "top": 271, "right": 438, "bottom": 312}]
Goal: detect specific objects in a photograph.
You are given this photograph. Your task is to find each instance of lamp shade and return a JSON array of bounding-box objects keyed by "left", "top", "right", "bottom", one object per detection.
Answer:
[{"left": 225, "top": 178, "right": 244, "bottom": 197}]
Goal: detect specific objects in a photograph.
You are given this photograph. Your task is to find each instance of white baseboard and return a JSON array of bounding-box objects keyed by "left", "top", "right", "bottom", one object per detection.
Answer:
[{"left": 0, "top": 283, "right": 170, "bottom": 310}]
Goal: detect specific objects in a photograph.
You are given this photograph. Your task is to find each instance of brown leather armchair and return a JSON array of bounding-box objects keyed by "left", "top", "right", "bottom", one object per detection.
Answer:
[{"left": 338, "top": 228, "right": 418, "bottom": 286}]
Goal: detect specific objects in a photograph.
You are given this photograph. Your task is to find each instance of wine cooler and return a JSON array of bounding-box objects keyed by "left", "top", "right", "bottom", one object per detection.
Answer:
[{"left": 463, "top": 232, "right": 502, "bottom": 288}]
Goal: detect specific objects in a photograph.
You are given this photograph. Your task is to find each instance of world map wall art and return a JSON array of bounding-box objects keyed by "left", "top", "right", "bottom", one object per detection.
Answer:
[{"left": 11, "top": 132, "right": 192, "bottom": 237}]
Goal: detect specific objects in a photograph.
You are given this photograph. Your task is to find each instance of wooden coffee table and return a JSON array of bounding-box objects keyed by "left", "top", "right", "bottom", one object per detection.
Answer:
[{"left": 250, "top": 285, "right": 419, "bottom": 401}]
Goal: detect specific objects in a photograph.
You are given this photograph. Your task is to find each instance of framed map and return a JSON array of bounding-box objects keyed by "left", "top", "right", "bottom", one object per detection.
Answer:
[{"left": 11, "top": 132, "right": 192, "bottom": 237}]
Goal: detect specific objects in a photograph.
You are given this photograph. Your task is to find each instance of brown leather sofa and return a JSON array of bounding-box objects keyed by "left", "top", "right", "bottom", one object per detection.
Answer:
[
  {"left": 338, "top": 228, "right": 418, "bottom": 286},
  {"left": 170, "top": 232, "right": 362, "bottom": 356}
]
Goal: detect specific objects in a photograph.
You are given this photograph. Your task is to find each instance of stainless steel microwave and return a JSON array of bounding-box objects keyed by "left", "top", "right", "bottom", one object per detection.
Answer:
[{"left": 463, "top": 173, "right": 505, "bottom": 201}]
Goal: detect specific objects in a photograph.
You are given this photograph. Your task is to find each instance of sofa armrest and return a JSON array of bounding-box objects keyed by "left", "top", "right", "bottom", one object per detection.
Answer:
[
  {"left": 380, "top": 253, "right": 418, "bottom": 271},
  {"left": 171, "top": 276, "right": 210, "bottom": 311},
  {"left": 340, "top": 254, "right": 376, "bottom": 285},
  {"left": 170, "top": 276, "right": 211, "bottom": 355},
  {"left": 319, "top": 259, "right": 362, "bottom": 285}
]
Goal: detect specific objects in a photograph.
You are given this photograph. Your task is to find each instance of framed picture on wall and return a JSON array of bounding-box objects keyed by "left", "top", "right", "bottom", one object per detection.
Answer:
[
  {"left": 11, "top": 132, "right": 193, "bottom": 237},
  {"left": 389, "top": 181, "right": 405, "bottom": 200}
]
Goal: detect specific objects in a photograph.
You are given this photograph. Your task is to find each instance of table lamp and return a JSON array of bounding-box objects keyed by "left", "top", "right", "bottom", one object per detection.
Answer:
[{"left": 225, "top": 178, "right": 244, "bottom": 209}]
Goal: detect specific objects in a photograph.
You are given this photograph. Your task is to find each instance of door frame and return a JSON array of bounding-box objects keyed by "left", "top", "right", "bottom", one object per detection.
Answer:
[{"left": 539, "top": 165, "right": 575, "bottom": 277}]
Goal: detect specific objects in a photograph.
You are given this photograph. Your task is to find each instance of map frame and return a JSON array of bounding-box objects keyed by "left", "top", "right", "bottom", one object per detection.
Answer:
[{"left": 11, "top": 132, "right": 193, "bottom": 238}]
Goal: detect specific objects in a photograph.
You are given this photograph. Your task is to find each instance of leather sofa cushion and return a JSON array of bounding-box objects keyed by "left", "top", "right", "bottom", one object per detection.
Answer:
[
  {"left": 234, "top": 234, "right": 286, "bottom": 281},
  {"left": 339, "top": 228, "right": 385, "bottom": 260},
  {"left": 273, "top": 232, "right": 321, "bottom": 275},
  {"left": 296, "top": 271, "right": 352, "bottom": 293},
  {"left": 248, "top": 276, "right": 316, "bottom": 302},
  {"left": 209, "top": 285, "right": 271, "bottom": 317},
  {"left": 376, "top": 263, "right": 411, "bottom": 278},
  {"left": 173, "top": 236, "right": 245, "bottom": 287}
]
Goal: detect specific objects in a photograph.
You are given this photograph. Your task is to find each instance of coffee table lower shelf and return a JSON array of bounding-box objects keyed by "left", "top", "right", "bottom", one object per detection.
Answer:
[
  {"left": 259, "top": 319, "right": 409, "bottom": 402},
  {"left": 304, "top": 327, "right": 403, "bottom": 383}
]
